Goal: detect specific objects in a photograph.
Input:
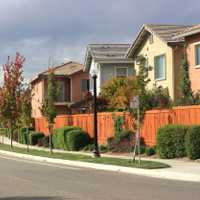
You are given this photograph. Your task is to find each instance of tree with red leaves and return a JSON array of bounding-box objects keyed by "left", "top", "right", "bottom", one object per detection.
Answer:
[{"left": 0, "top": 53, "right": 25, "bottom": 148}]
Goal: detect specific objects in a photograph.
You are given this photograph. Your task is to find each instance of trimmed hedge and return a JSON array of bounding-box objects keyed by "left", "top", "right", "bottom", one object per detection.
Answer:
[
  {"left": 157, "top": 124, "right": 188, "bottom": 159},
  {"left": 185, "top": 126, "right": 200, "bottom": 160},
  {"left": 145, "top": 146, "right": 156, "bottom": 156},
  {"left": 29, "top": 131, "right": 44, "bottom": 145},
  {"left": 52, "top": 126, "right": 81, "bottom": 150},
  {"left": 67, "top": 129, "right": 90, "bottom": 151}
]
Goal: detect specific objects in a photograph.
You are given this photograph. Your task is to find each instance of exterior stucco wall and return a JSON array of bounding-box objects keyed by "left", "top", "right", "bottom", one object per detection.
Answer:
[
  {"left": 134, "top": 35, "right": 175, "bottom": 99},
  {"left": 100, "top": 63, "right": 135, "bottom": 88},
  {"left": 31, "top": 80, "right": 44, "bottom": 118},
  {"left": 70, "top": 71, "right": 89, "bottom": 102},
  {"left": 89, "top": 59, "right": 135, "bottom": 95},
  {"left": 186, "top": 33, "right": 200, "bottom": 93}
]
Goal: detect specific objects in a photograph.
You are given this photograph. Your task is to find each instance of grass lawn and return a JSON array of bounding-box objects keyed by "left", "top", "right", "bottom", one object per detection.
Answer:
[{"left": 0, "top": 143, "right": 170, "bottom": 169}]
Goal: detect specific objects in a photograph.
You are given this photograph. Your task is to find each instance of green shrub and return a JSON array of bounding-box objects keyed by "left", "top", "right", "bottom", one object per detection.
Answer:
[
  {"left": 185, "top": 126, "right": 200, "bottom": 160},
  {"left": 145, "top": 146, "right": 156, "bottom": 156},
  {"left": 18, "top": 127, "right": 34, "bottom": 144},
  {"left": 67, "top": 129, "right": 90, "bottom": 151},
  {"left": 135, "top": 145, "right": 146, "bottom": 155},
  {"left": 29, "top": 131, "right": 44, "bottom": 145},
  {"left": 157, "top": 124, "right": 188, "bottom": 159},
  {"left": 119, "top": 129, "right": 134, "bottom": 141},
  {"left": 52, "top": 126, "right": 80, "bottom": 150},
  {"left": 99, "top": 145, "right": 108, "bottom": 153}
]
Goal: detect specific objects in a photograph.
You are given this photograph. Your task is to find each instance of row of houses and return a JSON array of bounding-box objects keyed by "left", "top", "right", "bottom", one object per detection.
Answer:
[{"left": 31, "top": 23, "right": 200, "bottom": 118}]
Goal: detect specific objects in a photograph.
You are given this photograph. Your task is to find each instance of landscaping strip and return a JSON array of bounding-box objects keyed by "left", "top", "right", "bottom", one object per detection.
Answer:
[{"left": 0, "top": 143, "right": 169, "bottom": 169}]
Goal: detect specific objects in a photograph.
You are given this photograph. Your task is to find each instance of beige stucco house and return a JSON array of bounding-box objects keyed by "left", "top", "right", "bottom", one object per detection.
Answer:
[
  {"left": 31, "top": 61, "right": 89, "bottom": 118},
  {"left": 126, "top": 24, "right": 190, "bottom": 100}
]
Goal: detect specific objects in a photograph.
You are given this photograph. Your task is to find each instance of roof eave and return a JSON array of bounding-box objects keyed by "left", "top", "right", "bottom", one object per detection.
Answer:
[{"left": 173, "top": 29, "right": 200, "bottom": 39}]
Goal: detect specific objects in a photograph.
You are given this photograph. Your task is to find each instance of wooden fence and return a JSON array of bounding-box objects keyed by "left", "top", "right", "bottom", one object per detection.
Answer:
[{"left": 34, "top": 105, "right": 200, "bottom": 146}]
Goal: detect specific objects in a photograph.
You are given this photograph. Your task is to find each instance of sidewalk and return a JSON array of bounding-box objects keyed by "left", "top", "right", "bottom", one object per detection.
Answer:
[{"left": 1, "top": 136, "right": 200, "bottom": 182}]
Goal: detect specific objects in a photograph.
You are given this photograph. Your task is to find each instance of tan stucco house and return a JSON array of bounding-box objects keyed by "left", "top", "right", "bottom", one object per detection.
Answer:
[
  {"left": 31, "top": 61, "right": 89, "bottom": 118},
  {"left": 126, "top": 24, "right": 190, "bottom": 100}
]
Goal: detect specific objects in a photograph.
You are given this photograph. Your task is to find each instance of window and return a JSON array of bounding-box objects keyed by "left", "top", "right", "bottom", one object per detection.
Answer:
[
  {"left": 195, "top": 44, "right": 200, "bottom": 65},
  {"left": 154, "top": 54, "right": 166, "bottom": 80},
  {"left": 81, "top": 79, "right": 90, "bottom": 92},
  {"left": 115, "top": 67, "right": 128, "bottom": 78},
  {"left": 57, "top": 81, "right": 65, "bottom": 102}
]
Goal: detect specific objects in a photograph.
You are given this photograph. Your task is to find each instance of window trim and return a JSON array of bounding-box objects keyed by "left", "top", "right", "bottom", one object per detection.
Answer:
[
  {"left": 154, "top": 53, "right": 166, "bottom": 81},
  {"left": 115, "top": 67, "right": 128, "bottom": 78},
  {"left": 195, "top": 43, "right": 200, "bottom": 67}
]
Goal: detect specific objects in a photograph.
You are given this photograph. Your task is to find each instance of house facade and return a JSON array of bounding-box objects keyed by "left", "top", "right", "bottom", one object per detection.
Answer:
[
  {"left": 31, "top": 61, "right": 89, "bottom": 118},
  {"left": 126, "top": 24, "right": 190, "bottom": 100},
  {"left": 84, "top": 44, "right": 135, "bottom": 95},
  {"left": 174, "top": 24, "right": 200, "bottom": 93}
]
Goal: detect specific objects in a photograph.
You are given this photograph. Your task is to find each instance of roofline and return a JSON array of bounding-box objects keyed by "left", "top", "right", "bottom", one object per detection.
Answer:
[
  {"left": 126, "top": 24, "right": 187, "bottom": 58},
  {"left": 173, "top": 29, "right": 200, "bottom": 39},
  {"left": 30, "top": 61, "right": 84, "bottom": 83}
]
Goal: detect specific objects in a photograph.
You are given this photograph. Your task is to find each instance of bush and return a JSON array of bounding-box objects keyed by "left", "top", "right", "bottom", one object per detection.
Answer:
[
  {"left": 145, "top": 146, "right": 156, "bottom": 156},
  {"left": 52, "top": 126, "right": 80, "bottom": 150},
  {"left": 119, "top": 129, "right": 134, "bottom": 141},
  {"left": 67, "top": 129, "right": 90, "bottom": 151},
  {"left": 99, "top": 145, "right": 108, "bottom": 153},
  {"left": 38, "top": 136, "right": 49, "bottom": 147},
  {"left": 18, "top": 127, "right": 34, "bottom": 144},
  {"left": 157, "top": 125, "right": 188, "bottom": 159},
  {"left": 29, "top": 131, "right": 44, "bottom": 145},
  {"left": 185, "top": 126, "right": 200, "bottom": 160}
]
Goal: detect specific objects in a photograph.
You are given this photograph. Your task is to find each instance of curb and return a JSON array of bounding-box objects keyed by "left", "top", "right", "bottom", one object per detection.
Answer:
[{"left": 0, "top": 150, "right": 200, "bottom": 182}]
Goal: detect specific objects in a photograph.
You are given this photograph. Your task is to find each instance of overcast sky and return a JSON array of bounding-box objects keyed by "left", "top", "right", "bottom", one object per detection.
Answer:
[{"left": 0, "top": 0, "right": 200, "bottom": 80}]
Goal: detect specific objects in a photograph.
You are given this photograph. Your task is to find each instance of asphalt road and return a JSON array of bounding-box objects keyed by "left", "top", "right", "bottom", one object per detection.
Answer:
[{"left": 0, "top": 155, "right": 199, "bottom": 200}]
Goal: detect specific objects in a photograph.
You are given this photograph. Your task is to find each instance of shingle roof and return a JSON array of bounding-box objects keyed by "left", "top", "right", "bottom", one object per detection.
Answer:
[
  {"left": 126, "top": 24, "right": 191, "bottom": 58},
  {"left": 145, "top": 24, "right": 190, "bottom": 43},
  {"left": 30, "top": 61, "right": 84, "bottom": 83},
  {"left": 84, "top": 44, "right": 134, "bottom": 71},
  {"left": 173, "top": 24, "right": 200, "bottom": 38}
]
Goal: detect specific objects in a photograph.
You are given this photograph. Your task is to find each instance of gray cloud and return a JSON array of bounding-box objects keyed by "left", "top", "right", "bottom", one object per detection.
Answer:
[{"left": 0, "top": 0, "right": 199, "bottom": 80}]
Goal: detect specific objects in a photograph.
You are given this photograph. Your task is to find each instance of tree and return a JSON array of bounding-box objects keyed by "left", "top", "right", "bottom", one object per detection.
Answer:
[
  {"left": 0, "top": 53, "right": 25, "bottom": 148},
  {"left": 178, "top": 45, "right": 194, "bottom": 105},
  {"left": 133, "top": 55, "right": 150, "bottom": 122},
  {"left": 101, "top": 76, "right": 137, "bottom": 111},
  {"left": 19, "top": 85, "right": 33, "bottom": 151},
  {"left": 41, "top": 68, "right": 59, "bottom": 153}
]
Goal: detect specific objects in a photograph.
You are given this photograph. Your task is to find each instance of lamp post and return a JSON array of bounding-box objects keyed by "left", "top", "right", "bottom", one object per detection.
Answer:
[{"left": 92, "top": 71, "right": 100, "bottom": 157}]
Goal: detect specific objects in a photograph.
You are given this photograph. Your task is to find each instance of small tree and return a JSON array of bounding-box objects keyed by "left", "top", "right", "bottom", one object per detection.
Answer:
[
  {"left": 41, "top": 68, "right": 59, "bottom": 153},
  {"left": 0, "top": 53, "right": 25, "bottom": 148},
  {"left": 133, "top": 55, "right": 150, "bottom": 122},
  {"left": 178, "top": 46, "right": 194, "bottom": 105},
  {"left": 101, "top": 76, "right": 137, "bottom": 111},
  {"left": 20, "top": 85, "right": 33, "bottom": 150}
]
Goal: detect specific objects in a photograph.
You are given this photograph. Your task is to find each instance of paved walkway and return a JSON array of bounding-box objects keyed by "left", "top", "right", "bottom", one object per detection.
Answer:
[{"left": 1, "top": 136, "right": 200, "bottom": 182}]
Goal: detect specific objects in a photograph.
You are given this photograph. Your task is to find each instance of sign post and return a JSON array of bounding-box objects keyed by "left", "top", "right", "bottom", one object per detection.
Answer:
[{"left": 130, "top": 96, "right": 141, "bottom": 165}]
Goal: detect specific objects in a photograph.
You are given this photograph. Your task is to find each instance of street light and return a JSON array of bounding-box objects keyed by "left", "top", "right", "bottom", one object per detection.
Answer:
[{"left": 91, "top": 70, "right": 100, "bottom": 157}]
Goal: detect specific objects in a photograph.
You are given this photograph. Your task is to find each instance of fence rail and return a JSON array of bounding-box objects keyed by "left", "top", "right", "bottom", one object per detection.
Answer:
[{"left": 34, "top": 105, "right": 200, "bottom": 146}]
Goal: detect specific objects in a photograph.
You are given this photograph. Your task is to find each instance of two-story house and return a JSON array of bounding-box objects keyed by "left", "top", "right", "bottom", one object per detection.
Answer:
[
  {"left": 31, "top": 61, "right": 89, "bottom": 118},
  {"left": 173, "top": 24, "right": 200, "bottom": 93},
  {"left": 84, "top": 44, "right": 135, "bottom": 95},
  {"left": 126, "top": 24, "right": 190, "bottom": 100}
]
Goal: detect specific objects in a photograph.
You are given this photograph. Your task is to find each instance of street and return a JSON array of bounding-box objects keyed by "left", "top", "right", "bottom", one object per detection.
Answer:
[{"left": 0, "top": 155, "right": 199, "bottom": 200}]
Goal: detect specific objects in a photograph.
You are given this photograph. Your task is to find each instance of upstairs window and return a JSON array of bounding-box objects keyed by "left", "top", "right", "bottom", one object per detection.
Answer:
[
  {"left": 81, "top": 79, "right": 90, "bottom": 92},
  {"left": 115, "top": 67, "right": 128, "bottom": 78},
  {"left": 57, "top": 81, "right": 65, "bottom": 102},
  {"left": 195, "top": 44, "right": 200, "bottom": 66},
  {"left": 154, "top": 54, "right": 166, "bottom": 80}
]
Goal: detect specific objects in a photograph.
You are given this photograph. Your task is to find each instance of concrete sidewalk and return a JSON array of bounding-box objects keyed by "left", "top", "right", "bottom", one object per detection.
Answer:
[{"left": 1, "top": 136, "right": 200, "bottom": 182}]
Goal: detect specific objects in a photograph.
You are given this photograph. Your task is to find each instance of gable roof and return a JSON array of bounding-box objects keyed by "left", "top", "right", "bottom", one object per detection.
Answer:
[
  {"left": 84, "top": 44, "right": 134, "bottom": 71},
  {"left": 173, "top": 24, "right": 200, "bottom": 38},
  {"left": 126, "top": 24, "right": 190, "bottom": 58},
  {"left": 30, "top": 61, "right": 84, "bottom": 83}
]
